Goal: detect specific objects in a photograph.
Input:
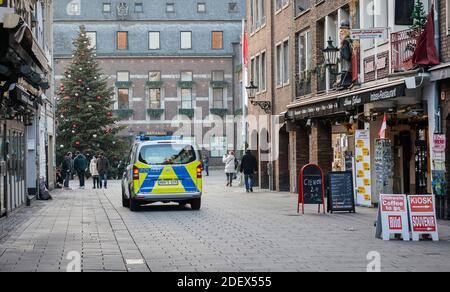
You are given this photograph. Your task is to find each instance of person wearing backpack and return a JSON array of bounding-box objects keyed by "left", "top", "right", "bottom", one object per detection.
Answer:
[{"left": 73, "top": 151, "right": 88, "bottom": 189}]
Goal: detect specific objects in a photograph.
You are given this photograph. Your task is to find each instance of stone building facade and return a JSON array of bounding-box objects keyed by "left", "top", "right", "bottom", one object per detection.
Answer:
[{"left": 53, "top": 0, "right": 245, "bottom": 165}]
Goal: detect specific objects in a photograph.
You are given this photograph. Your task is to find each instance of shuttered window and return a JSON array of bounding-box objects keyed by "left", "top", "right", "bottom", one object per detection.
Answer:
[
  {"left": 117, "top": 32, "right": 128, "bottom": 50},
  {"left": 212, "top": 31, "right": 223, "bottom": 50}
]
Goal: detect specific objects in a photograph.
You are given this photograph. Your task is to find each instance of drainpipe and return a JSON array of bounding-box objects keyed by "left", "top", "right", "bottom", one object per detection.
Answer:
[{"left": 434, "top": 0, "right": 442, "bottom": 134}]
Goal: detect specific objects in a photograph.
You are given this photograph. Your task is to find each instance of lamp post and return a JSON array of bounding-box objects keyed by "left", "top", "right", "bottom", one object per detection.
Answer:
[{"left": 246, "top": 81, "right": 271, "bottom": 114}]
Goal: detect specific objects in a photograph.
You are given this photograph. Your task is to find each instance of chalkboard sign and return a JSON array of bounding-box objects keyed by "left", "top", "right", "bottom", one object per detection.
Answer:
[
  {"left": 328, "top": 171, "right": 356, "bottom": 213},
  {"left": 298, "top": 164, "right": 325, "bottom": 214}
]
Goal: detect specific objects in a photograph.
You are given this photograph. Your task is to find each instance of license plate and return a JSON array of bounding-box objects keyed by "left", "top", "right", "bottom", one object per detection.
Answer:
[{"left": 158, "top": 180, "right": 179, "bottom": 186}]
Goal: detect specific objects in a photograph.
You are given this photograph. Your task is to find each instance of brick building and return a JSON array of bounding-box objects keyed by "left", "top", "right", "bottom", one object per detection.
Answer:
[{"left": 53, "top": 0, "right": 245, "bottom": 165}]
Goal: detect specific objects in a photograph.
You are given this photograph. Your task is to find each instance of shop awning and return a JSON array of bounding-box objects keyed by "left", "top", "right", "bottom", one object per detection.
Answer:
[{"left": 287, "top": 80, "right": 406, "bottom": 120}]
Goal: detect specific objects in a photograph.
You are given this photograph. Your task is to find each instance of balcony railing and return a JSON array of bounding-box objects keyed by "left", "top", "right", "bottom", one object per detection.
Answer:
[{"left": 391, "top": 28, "right": 423, "bottom": 73}]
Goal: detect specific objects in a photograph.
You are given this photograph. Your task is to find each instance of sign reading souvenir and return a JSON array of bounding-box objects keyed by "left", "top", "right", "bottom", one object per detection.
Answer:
[
  {"left": 376, "top": 194, "right": 410, "bottom": 241},
  {"left": 298, "top": 164, "right": 325, "bottom": 214},
  {"left": 355, "top": 130, "right": 372, "bottom": 207},
  {"left": 407, "top": 195, "right": 439, "bottom": 241},
  {"left": 328, "top": 171, "right": 356, "bottom": 213}
]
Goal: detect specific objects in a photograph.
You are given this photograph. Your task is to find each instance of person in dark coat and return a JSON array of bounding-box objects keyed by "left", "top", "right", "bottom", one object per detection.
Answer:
[
  {"left": 240, "top": 150, "right": 257, "bottom": 193},
  {"left": 96, "top": 153, "right": 110, "bottom": 189},
  {"left": 73, "top": 151, "right": 88, "bottom": 189},
  {"left": 61, "top": 152, "right": 73, "bottom": 190}
]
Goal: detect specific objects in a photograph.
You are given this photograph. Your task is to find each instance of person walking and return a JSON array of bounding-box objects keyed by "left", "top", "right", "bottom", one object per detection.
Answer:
[
  {"left": 222, "top": 151, "right": 236, "bottom": 187},
  {"left": 240, "top": 150, "right": 257, "bottom": 193},
  {"left": 73, "top": 151, "right": 88, "bottom": 189},
  {"left": 203, "top": 155, "right": 210, "bottom": 176},
  {"left": 90, "top": 155, "right": 100, "bottom": 189},
  {"left": 97, "top": 153, "right": 110, "bottom": 189},
  {"left": 61, "top": 152, "right": 73, "bottom": 190}
]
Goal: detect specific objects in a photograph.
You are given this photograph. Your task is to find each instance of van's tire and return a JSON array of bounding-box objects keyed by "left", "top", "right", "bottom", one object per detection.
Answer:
[
  {"left": 191, "top": 198, "right": 201, "bottom": 210},
  {"left": 130, "top": 198, "right": 140, "bottom": 212},
  {"left": 122, "top": 187, "right": 130, "bottom": 208}
]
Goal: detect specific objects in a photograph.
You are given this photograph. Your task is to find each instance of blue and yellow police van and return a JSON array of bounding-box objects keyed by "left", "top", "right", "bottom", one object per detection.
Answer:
[{"left": 122, "top": 135, "right": 203, "bottom": 211}]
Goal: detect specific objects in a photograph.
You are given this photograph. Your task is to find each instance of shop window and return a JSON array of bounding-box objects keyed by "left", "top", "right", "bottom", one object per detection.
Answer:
[
  {"left": 117, "top": 32, "right": 128, "bottom": 50},
  {"left": 212, "top": 31, "right": 223, "bottom": 50},
  {"left": 210, "top": 137, "right": 227, "bottom": 157}
]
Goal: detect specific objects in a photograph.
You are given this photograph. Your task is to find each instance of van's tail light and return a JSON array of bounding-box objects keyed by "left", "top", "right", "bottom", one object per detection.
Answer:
[
  {"left": 133, "top": 166, "right": 140, "bottom": 181},
  {"left": 197, "top": 165, "right": 202, "bottom": 179}
]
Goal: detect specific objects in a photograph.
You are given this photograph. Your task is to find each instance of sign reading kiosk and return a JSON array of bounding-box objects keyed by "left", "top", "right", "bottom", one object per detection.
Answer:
[
  {"left": 376, "top": 194, "right": 410, "bottom": 241},
  {"left": 298, "top": 164, "right": 325, "bottom": 214},
  {"left": 408, "top": 195, "right": 439, "bottom": 241}
]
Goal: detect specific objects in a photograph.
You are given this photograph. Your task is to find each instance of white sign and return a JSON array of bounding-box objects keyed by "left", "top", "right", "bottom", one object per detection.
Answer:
[
  {"left": 350, "top": 28, "right": 388, "bottom": 40},
  {"left": 355, "top": 130, "right": 372, "bottom": 207},
  {"left": 376, "top": 194, "right": 410, "bottom": 241},
  {"left": 408, "top": 195, "right": 439, "bottom": 241}
]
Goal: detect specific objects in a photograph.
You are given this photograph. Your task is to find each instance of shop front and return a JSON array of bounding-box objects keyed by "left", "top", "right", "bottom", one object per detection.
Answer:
[{"left": 287, "top": 79, "right": 429, "bottom": 206}]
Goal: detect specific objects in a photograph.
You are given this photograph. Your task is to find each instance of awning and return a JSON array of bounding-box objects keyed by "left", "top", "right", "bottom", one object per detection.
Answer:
[
  {"left": 429, "top": 62, "right": 450, "bottom": 81},
  {"left": 11, "top": 84, "right": 38, "bottom": 110},
  {"left": 287, "top": 80, "right": 406, "bottom": 120}
]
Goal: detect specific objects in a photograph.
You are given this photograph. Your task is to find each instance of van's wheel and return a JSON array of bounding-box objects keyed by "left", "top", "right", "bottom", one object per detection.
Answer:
[
  {"left": 190, "top": 198, "right": 201, "bottom": 210},
  {"left": 130, "top": 198, "right": 140, "bottom": 212},
  {"left": 122, "top": 187, "right": 130, "bottom": 208}
]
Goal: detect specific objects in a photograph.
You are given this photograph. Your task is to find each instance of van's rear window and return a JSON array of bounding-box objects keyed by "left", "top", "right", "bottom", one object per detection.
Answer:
[{"left": 138, "top": 144, "right": 196, "bottom": 165}]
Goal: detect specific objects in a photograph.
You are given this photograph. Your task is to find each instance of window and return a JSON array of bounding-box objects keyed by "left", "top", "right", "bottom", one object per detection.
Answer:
[
  {"left": 69, "top": 2, "right": 80, "bottom": 14},
  {"left": 181, "top": 32, "right": 192, "bottom": 49},
  {"left": 118, "top": 89, "right": 129, "bottom": 109},
  {"left": 255, "top": 55, "right": 260, "bottom": 88},
  {"left": 139, "top": 144, "right": 197, "bottom": 165},
  {"left": 149, "top": 89, "right": 162, "bottom": 109},
  {"left": 276, "top": 0, "right": 289, "bottom": 12},
  {"left": 229, "top": 2, "right": 238, "bottom": 12},
  {"left": 283, "top": 40, "right": 289, "bottom": 84},
  {"left": 210, "top": 137, "right": 227, "bottom": 157},
  {"left": 149, "top": 31, "right": 160, "bottom": 50},
  {"left": 117, "top": 32, "right": 128, "bottom": 50},
  {"left": 298, "top": 31, "right": 311, "bottom": 75},
  {"left": 212, "top": 88, "right": 224, "bottom": 108},
  {"left": 117, "top": 71, "right": 129, "bottom": 82},
  {"left": 212, "top": 71, "right": 224, "bottom": 81},
  {"left": 394, "top": 0, "right": 414, "bottom": 25},
  {"left": 166, "top": 3, "right": 175, "bottom": 13},
  {"left": 181, "top": 89, "right": 193, "bottom": 109},
  {"left": 149, "top": 71, "right": 161, "bottom": 81},
  {"left": 135, "top": 3, "right": 143, "bottom": 13},
  {"left": 212, "top": 31, "right": 223, "bottom": 50},
  {"left": 276, "top": 44, "right": 282, "bottom": 86},
  {"left": 295, "top": 0, "right": 309, "bottom": 16},
  {"left": 181, "top": 71, "right": 193, "bottom": 82},
  {"left": 102, "top": 3, "right": 111, "bottom": 13},
  {"left": 260, "top": 52, "right": 266, "bottom": 91},
  {"left": 198, "top": 3, "right": 206, "bottom": 13},
  {"left": 86, "top": 32, "right": 97, "bottom": 50},
  {"left": 251, "top": 0, "right": 266, "bottom": 30}
]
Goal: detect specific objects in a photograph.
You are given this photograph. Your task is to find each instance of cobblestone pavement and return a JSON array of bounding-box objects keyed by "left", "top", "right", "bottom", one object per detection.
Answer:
[{"left": 0, "top": 171, "right": 449, "bottom": 272}]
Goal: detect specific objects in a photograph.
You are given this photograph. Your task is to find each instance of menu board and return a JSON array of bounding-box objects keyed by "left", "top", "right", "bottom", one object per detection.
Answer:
[
  {"left": 301, "top": 165, "right": 324, "bottom": 204},
  {"left": 328, "top": 171, "right": 356, "bottom": 213},
  {"left": 355, "top": 130, "right": 372, "bottom": 206}
]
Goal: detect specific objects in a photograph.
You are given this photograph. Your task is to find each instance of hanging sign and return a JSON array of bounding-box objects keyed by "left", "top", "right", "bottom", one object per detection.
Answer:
[
  {"left": 407, "top": 195, "right": 439, "bottom": 241},
  {"left": 328, "top": 171, "right": 356, "bottom": 213},
  {"left": 298, "top": 164, "right": 325, "bottom": 214},
  {"left": 355, "top": 130, "right": 372, "bottom": 206},
  {"left": 376, "top": 194, "right": 410, "bottom": 241}
]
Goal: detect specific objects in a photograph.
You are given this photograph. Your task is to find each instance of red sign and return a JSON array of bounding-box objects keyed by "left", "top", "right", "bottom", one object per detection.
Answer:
[
  {"left": 388, "top": 215, "right": 403, "bottom": 230},
  {"left": 409, "top": 195, "right": 434, "bottom": 213},
  {"left": 411, "top": 215, "right": 437, "bottom": 232},
  {"left": 433, "top": 134, "right": 446, "bottom": 152},
  {"left": 381, "top": 196, "right": 406, "bottom": 212}
]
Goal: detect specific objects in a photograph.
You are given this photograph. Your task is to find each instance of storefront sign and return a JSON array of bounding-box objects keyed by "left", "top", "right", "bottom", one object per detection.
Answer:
[
  {"left": 355, "top": 130, "right": 372, "bottom": 207},
  {"left": 293, "top": 99, "right": 341, "bottom": 119},
  {"left": 298, "top": 164, "right": 325, "bottom": 214},
  {"left": 328, "top": 171, "right": 356, "bottom": 213},
  {"left": 350, "top": 28, "right": 388, "bottom": 40},
  {"left": 407, "top": 195, "right": 439, "bottom": 241},
  {"left": 13, "top": 85, "right": 37, "bottom": 109},
  {"left": 376, "top": 194, "right": 410, "bottom": 241},
  {"left": 433, "top": 134, "right": 446, "bottom": 152}
]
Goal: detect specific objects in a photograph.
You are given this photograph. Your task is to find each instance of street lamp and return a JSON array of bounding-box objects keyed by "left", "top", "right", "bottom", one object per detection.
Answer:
[
  {"left": 246, "top": 81, "right": 271, "bottom": 114},
  {"left": 322, "top": 37, "right": 339, "bottom": 73}
]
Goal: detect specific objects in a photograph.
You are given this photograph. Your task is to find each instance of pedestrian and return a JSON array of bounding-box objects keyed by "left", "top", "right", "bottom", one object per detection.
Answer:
[
  {"left": 90, "top": 155, "right": 100, "bottom": 189},
  {"left": 61, "top": 152, "right": 73, "bottom": 190},
  {"left": 240, "top": 150, "right": 257, "bottom": 193},
  {"left": 222, "top": 151, "right": 236, "bottom": 187},
  {"left": 73, "top": 151, "right": 88, "bottom": 189},
  {"left": 97, "top": 153, "right": 110, "bottom": 189},
  {"left": 203, "top": 155, "right": 210, "bottom": 176}
]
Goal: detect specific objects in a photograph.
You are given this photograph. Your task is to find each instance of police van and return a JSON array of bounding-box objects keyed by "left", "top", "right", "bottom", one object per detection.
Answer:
[{"left": 122, "top": 135, "right": 203, "bottom": 211}]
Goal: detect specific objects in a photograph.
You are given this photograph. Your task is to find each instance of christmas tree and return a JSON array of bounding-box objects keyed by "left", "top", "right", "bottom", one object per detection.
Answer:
[
  {"left": 411, "top": 0, "right": 427, "bottom": 28},
  {"left": 56, "top": 25, "right": 127, "bottom": 167}
]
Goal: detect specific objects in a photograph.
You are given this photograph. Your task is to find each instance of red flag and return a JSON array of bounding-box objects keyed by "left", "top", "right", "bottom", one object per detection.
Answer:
[
  {"left": 412, "top": 5, "right": 439, "bottom": 66},
  {"left": 379, "top": 114, "right": 387, "bottom": 139},
  {"left": 243, "top": 31, "right": 248, "bottom": 68}
]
